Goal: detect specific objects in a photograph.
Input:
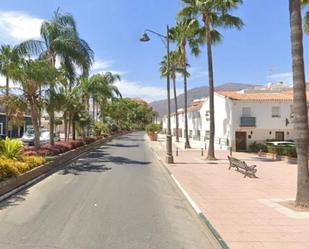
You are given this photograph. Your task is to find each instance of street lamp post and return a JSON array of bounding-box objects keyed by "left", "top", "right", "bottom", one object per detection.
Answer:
[{"left": 140, "top": 25, "right": 174, "bottom": 164}]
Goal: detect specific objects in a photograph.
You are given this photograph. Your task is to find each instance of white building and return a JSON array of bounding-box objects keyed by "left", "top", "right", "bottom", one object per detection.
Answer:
[{"left": 163, "top": 90, "right": 302, "bottom": 151}]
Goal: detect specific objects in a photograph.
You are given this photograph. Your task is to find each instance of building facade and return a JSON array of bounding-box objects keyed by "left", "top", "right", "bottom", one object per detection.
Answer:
[{"left": 162, "top": 90, "right": 299, "bottom": 151}]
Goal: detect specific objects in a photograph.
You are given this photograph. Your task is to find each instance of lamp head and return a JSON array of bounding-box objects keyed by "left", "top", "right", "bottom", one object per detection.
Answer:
[{"left": 139, "top": 32, "right": 150, "bottom": 42}]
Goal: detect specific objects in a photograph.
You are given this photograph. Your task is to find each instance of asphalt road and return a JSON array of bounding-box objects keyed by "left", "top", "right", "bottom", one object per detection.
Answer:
[{"left": 0, "top": 132, "right": 219, "bottom": 249}]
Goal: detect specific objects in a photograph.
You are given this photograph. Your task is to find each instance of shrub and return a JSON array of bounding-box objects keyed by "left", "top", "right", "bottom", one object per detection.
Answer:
[
  {"left": 0, "top": 157, "right": 24, "bottom": 180},
  {"left": 0, "top": 137, "right": 23, "bottom": 159},
  {"left": 94, "top": 122, "right": 108, "bottom": 136},
  {"left": 0, "top": 155, "right": 46, "bottom": 181},
  {"left": 23, "top": 140, "right": 86, "bottom": 157},
  {"left": 145, "top": 123, "right": 161, "bottom": 133},
  {"left": 267, "top": 145, "right": 297, "bottom": 158},
  {"left": 84, "top": 136, "right": 97, "bottom": 144},
  {"left": 21, "top": 156, "right": 46, "bottom": 169},
  {"left": 249, "top": 142, "right": 268, "bottom": 153}
]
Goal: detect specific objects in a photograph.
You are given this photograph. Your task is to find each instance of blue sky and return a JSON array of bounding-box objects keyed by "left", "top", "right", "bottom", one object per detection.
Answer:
[{"left": 0, "top": 0, "right": 308, "bottom": 101}]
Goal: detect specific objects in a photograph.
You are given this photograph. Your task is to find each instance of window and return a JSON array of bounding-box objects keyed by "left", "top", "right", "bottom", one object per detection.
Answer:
[
  {"left": 0, "top": 123, "right": 3, "bottom": 135},
  {"left": 205, "top": 130, "right": 210, "bottom": 140},
  {"left": 272, "top": 106, "right": 281, "bottom": 118},
  {"left": 242, "top": 107, "right": 251, "bottom": 117},
  {"left": 205, "top": 111, "right": 210, "bottom": 121}
]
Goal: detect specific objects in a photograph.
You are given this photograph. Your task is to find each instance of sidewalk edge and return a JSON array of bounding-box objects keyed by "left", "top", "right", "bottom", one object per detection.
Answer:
[{"left": 147, "top": 141, "right": 229, "bottom": 249}]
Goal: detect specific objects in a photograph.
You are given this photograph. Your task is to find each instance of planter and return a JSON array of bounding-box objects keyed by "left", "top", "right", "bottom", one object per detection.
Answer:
[{"left": 148, "top": 132, "right": 158, "bottom": 141}]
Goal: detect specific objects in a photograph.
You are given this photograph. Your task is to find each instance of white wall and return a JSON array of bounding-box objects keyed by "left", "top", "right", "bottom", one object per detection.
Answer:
[{"left": 199, "top": 95, "right": 232, "bottom": 149}]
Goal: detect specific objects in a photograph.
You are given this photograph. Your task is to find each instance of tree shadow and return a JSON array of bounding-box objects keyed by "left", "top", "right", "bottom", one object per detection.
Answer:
[
  {"left": 116, "top": 136, "right": 145, "bottom": 142},
  {"left": 105, "top": 143, "right": 139, "bottom": 148},
  {"left": 61, "top": 149, "right": 112, "bottom": 175},
  {"left": 0, "top": 189, "right": 29, "bottom": 211},
  {"left": 102, "top": 155, "right": 151, "bottom": 166}
]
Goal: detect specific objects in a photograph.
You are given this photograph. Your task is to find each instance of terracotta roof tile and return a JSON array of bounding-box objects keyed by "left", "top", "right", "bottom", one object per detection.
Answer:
[{"left": 216, "top": 91, "right": 306, "bottom": 101}]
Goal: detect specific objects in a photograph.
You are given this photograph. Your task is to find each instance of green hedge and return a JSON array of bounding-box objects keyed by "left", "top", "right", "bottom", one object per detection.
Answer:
[
  {"left": 267, "top": 145, "right": 297, "bottom": 158},
  {"left": 249, "top": 142, "right": 297, "bottom": 158},
  {"left": 249, "top": 142, "right": 268, "bottom": 152}
]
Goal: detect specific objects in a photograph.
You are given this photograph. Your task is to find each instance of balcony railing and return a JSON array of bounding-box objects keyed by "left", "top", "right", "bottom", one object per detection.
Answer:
[{"left": 240, "top": 116, "right": 256, "bottom": 127}]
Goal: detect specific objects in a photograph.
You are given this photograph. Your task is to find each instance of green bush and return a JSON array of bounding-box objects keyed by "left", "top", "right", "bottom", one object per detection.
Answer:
[
  {"left": 267, "top": 145, "right": 297, "bottom": 158},
  {"left": 20, "top": 156, "right": 46, "bottom": 169},
  {"left": 0, "top": 137, "right": 23, "bottom": 159},
  {"left": 249, "top": 142, "right": 268, "bottom": 152},
  {"left": 0, "top": 155, "right": 46, "bottom": 181},
  {"left": 94, "top": 122, "right": 108, "bottom": 136},
  {"left": 145, "top": 123, "right": 161, "bottom": 133}
]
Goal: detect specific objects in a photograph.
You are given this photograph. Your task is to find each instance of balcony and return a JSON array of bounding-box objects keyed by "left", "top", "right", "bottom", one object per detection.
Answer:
[{"left": 240, "top": 116, "right": 256, "bottom": 127}]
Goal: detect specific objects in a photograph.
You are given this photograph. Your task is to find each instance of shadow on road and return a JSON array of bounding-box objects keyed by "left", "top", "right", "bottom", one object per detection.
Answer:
[
  {"left": 105, "top": 143, "right": 139, "bottom": 148},
  {"left": 103, "top": 156, "right": 151, "bottom": 166},
  {"left": 0, "top": 189, "right": 29, "bottom": 211},
  {"left": 61, "top": 149, "right": 112, "bottom": 175},
  {"left": 116, "top": 136, "right": 145, "bottom": 142}
]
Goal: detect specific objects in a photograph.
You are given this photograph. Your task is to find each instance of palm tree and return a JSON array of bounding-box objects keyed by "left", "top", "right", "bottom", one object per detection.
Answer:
[
  {"left": 17, "top": 8, "right": 94, "bottom": 145},
  {"left": 289, "top": 0, "right": 309, "bottom": 206},
  {"left": 169, "top": 19, "right": 201, "bottom": 149},
  {"left": 160, "top": 50, "right": 181, "bottom": 142},
  {"left": 84, "top": 72, "right": 121, "bottom": 122},
  {"left": 12, "top": 59, "right": 58, "bottom": 149},
  {"left": 178, "top": 0, "right": 243, "bottom": 159},
  {"left": 0, "top": 45, "right": 20, "bottom": 137}
]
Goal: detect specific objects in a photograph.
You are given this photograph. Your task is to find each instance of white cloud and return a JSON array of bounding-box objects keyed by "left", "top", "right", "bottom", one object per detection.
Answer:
[
  {"left": 0, "top": 10, "right": 43, "bottom": 43},
  {"left": 91, "top": 58, "right": 126, "bottom": 76},
  {"left": 115, "top": 80, "right": 183, "bottom": 102},
  {"left": 92, "top": 59, "right": 111, "bottom": 71},
  {"left": 188, "top": 67, "right": 208, "bottom": 80},
  {"left": 267, "top": 72, "right": 292, "bottom": 83}
]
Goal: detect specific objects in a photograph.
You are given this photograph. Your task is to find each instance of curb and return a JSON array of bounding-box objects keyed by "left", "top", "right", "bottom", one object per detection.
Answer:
[
  {"left": 147, "top": 140, "right": 229, "bottom": 249},
  {"left": 0, "top": 132, "right": 129, "bottom": 203}
]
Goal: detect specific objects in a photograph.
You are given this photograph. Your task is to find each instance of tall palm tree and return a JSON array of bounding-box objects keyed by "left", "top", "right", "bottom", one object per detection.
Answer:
[
  {"left": 178, "top": 0, "right": 243, "bottom": 159},
  {"left": 0, "top": 45, "right": 20, "bottom": 137},
  {"left": 160, "top": 50, "right": 181, "bottom": 142},
  {"left": 169, "top": 18, "right": 201, "bottom": 149},
  {"left": 12, "top": 59, "right": 58, "bottom": 150},
  {"left": 18, "top": 8, "right": 94, "bottom": 145},
  {"left": 289, "top": 0, "right": 309, "bottom": 206}
]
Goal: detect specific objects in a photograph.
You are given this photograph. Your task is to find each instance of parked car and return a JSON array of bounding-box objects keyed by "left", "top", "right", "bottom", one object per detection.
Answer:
[
  {"left": 266, "top": 141, "right": 295, "bottom": 147},
  {"left": 22, "top": 129, "right": 60, "bottom": 146}
]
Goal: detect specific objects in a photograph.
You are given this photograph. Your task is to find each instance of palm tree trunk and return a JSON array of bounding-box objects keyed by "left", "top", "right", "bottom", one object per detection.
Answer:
[
  {"left": 49, "top": 110, "right": 55, "bottom": 145},
  {"left": 64, "top": 112, "right": 68, "bottom": 141},
  {"left": 289, "top": 0, "right": 309, "bottom": 206},
  {"left": 92, "top": 98, "right": 95, "bottom": 121},
  {"left": 204, "top": 18, "right": 216, "bottom": 160},
  {"left": 68, "top": 112, "right": 72, "bottom": 140},
  {"left": 5, "top": 76, "right": 9, "bottom": 137},
  {"left": 72, "top": 116, "right": 76, "bottom": 140},
  {"left": 183, "top": 45, "right": 191, "bottom": 149},
  {"left": 172, "top": 75, "right": 180, "bottom": 142},
  {"left": 38, "top": 86, "right": 42, "bottom": 128},
  {"left": 29, "top": 98, "right": 40, "bottom": 150},
  {"left": 48, "top": 53, "right": 56, "bottom": 146}
]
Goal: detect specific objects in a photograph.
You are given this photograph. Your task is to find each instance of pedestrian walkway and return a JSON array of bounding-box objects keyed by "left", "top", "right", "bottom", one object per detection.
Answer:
[{"left": 148, "top": 134, "right": 309, "bottom": 249}]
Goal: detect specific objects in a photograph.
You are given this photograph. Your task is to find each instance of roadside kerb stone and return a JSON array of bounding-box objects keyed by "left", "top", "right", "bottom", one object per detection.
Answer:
[{"left": 146, "top": 137, "right": 229, "bottom": 249}]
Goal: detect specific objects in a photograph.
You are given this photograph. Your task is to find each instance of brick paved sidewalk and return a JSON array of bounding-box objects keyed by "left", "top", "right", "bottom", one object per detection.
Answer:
[{"left": 148, "top": 135, "right": 309, "bottom": 249}]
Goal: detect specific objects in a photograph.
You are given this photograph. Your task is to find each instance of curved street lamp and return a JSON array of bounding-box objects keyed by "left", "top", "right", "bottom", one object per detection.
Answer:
[{"left": 140, "top": 26, "right": 174, "bottom": 164}]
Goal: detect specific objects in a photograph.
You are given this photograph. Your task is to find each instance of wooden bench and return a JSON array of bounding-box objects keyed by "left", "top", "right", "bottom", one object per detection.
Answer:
[{"left": 227, "top": 156, "right": 257, "bottom": 178}]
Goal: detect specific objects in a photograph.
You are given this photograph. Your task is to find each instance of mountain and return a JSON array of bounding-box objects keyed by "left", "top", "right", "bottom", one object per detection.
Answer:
[{"left": 150, "top": 83, "right": 259, "bottom": 117}]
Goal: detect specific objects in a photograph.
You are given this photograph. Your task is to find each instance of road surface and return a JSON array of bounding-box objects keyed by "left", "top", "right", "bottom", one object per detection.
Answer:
[{"left": 0, "top": 132, "right": 219, "bottom": 249}]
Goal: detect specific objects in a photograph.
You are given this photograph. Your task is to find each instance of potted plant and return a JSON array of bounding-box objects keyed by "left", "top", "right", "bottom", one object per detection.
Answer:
[{"left": 145, "top": 123, "right": 161, "bottom": 141}]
